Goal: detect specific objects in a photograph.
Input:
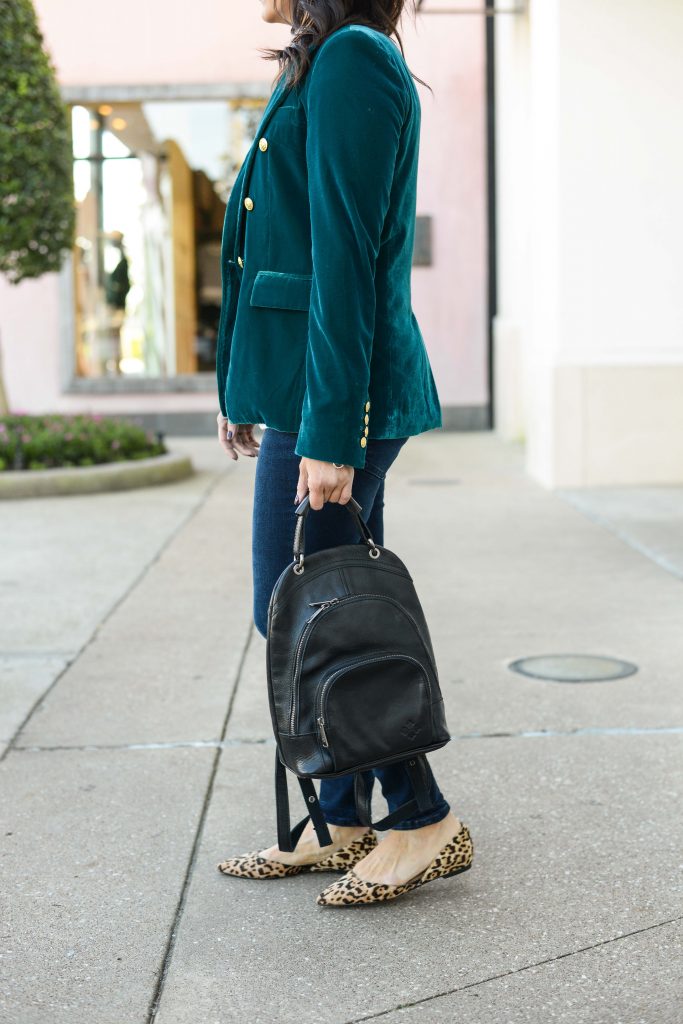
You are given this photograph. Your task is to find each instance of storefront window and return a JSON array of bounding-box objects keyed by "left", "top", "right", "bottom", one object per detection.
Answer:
[{"left": 70, "top": 97, "right": 266, "bottom": 379}]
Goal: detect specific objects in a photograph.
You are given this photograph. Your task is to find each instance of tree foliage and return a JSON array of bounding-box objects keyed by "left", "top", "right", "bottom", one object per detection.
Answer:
[{"left": 0, "top": 0, "right": 75, "bottom": 284}]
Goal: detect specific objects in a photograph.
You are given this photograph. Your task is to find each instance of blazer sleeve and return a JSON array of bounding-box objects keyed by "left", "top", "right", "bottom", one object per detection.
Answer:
[{"left": 294, "top": 30, "right": 408, "bottom": 469}]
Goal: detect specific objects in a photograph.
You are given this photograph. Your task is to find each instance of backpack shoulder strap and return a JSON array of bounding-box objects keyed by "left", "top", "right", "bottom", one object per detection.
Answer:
[
  {"left": 275, "top": 752, "right": 434, "bottom": 851},
  {"left": 353, "top": 755, "right": 433, "bottom": 831},
  {"left": 275, "top": 750, "right": 333, "bottom": 853}
]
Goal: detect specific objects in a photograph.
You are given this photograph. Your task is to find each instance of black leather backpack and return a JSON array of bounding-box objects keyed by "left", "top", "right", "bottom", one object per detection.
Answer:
[{"left": 266, "top": 495, "right": 451, "bottom": 852}]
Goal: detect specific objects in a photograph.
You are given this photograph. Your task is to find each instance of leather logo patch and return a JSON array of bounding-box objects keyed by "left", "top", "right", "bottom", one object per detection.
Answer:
[{"left": 400, "top": 720, "right": 420, "bottom": 741}]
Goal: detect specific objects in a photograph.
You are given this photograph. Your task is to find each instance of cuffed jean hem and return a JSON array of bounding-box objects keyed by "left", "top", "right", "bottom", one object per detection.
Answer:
[
  {"left": 389, "top": 803, "right": 452, "bottom": 830},
  {"left": 319, "top": 814, "right": 370, "bottom": 827},
  {"left": 320, "top": 801, "right": 452, "bottom": 831},
  {"left": 318, "top": 760, "right": 451, "bottom": 831}
]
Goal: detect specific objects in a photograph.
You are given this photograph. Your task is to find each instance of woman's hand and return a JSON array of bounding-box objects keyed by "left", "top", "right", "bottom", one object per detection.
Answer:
[
  {"left": 217, "top": 413, "right": 260, "bottom": 460},
  {"left": 296, "top": 457, "right": 354, "bottom": 510}
]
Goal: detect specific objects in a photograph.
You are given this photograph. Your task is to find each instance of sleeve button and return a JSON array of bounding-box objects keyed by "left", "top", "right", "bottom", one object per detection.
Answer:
[
  {"left": 258, "top": 137, "right": 268, "bottom": 151},
  {"left": 365, "top": 401, "right": 371, "bottom": 412},
  {"left": 244, "top": 197, "right": 254, "bottom": 211},
  {"left": 360, "top": 437, "right": 367, "bottom": 448}
]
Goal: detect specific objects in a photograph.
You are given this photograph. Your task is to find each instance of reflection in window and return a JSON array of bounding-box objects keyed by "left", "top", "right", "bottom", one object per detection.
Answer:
[{"left": 70, "top": 98, "right": 266, "bottom": 379}]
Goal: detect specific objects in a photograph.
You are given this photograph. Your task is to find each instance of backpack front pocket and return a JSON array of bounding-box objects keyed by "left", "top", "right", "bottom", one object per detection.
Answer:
[
  {"left": 289, "top": 592, "right": 439, "bottom": 736},
  {"left": 315, "top": 653, "right": 432, "bottom": 773}
]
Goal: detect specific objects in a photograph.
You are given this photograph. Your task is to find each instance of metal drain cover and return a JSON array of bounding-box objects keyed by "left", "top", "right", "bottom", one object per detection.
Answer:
[{"left": 508, "top": 654, "right": 638, "bottom": 683}]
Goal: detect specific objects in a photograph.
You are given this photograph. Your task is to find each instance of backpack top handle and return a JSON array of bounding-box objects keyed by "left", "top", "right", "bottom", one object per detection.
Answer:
[{"left": 292, "top": 493, "right": 380, "bottom": 574}]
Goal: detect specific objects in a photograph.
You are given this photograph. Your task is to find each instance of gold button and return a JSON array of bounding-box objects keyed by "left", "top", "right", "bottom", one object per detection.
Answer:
[
  {"left": 360, "top": 437, "right": 367, "bottom": 448},
  {"left": 258, "top": 137, "right": 268, "bottom": 151},
  {"left": 237, "top": 256, "right": 243, "bottom": 268},
  {"left": 364, "top": 414, "right": 369, "bottom": 425},
  {"left": 244, "top": 196, "right": 254, "bottom": 211},
  {"left": 365, "top": 401, "right": 371, "bottom": 412},
  {"left": 364, "top": 426, "right": 369, "bottom": 436}
]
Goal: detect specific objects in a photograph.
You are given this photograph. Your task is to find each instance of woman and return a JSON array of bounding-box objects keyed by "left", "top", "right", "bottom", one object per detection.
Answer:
[{"left": 215, "top": 0, "right": 474, "bottom": 906}]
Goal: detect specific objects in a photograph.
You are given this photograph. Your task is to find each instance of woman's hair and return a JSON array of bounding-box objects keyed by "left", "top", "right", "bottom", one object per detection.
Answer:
[{"left": 260, "top": 1, "right": 431, "bottom": 93}]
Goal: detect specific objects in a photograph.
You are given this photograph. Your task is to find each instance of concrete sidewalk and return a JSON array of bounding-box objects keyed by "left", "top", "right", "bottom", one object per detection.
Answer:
[{"left": 1, "top": 432, "right": 681, "bottom": 1024}]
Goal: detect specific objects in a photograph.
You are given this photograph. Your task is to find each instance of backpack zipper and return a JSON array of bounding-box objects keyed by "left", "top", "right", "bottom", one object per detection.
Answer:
[
  {"left": 317, "top": 715, "right": 329, "bottom": 748},
  {"left": 289, "top": 598, "right": 340, "bottom": 733}
]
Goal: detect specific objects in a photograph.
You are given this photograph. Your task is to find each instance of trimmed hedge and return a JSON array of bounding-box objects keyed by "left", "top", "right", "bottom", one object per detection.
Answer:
[{"left": 0, "top": 414, "right": 166, "bottom": 471}]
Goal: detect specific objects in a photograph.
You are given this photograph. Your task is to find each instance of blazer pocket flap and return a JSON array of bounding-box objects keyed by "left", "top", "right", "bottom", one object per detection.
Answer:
[{"left": 250, "top": 270, "right": 312, "bottom": 311}]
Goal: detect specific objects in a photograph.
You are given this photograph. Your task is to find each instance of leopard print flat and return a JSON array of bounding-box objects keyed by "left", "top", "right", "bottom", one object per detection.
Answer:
[
  {"left": 316, "top": 821, "right": 474, "bottom": 906},
  {"left": 217, "top": 829, "right": 377, "bottom": 879}
]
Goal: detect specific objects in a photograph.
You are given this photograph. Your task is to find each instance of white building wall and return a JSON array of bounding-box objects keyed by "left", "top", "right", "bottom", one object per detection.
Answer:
[{"left": 495, "top": 0, "right": 683, "bottom": 486}]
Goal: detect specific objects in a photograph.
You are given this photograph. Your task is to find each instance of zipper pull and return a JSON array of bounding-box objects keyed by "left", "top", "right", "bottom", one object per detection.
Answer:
[
  {"left": 306, "top": 597, "right": 340, "bottom": 623},
  {"left": 317, "top": 716, "right": 329, "bottom": 748}
]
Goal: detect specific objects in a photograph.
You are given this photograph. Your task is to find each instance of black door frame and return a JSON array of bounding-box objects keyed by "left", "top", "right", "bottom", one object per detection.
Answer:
[{"left": 485, "top": 12, "right": 497, "bottom": 430}]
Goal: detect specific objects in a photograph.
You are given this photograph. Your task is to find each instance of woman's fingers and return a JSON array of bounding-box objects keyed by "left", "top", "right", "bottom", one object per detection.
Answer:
[
  {"left": 338, "top": 479, "right": 353, "bottom": 504},
  {"left": 243, "top": 425, "right": 261, "bottom": 451},
  {"left": 217, "top": 413, "right": 238, "bottom": 459},
  {"left": 295, "top": 461, "right": 309, "bottom": 505},
  {"left": 333, "top": 480, "right": 354, "bottom": 505},
  {"left": 297, "top": 458, "right": 355, "bottom": 508},
  {"left": 328, "top": 467, "right": 354, "bottom": 505},
  {"left": 232, "top": 430, "right": 257, "bottom": 457},
  {"left": 308, "top": 482, "right": 325, "bottom": 510},
  {"left": 217, "top": 416, "right": 261, "bottom": 459},
  {"left": 235, "top": 425, "right": 260, "bottom": 457}
]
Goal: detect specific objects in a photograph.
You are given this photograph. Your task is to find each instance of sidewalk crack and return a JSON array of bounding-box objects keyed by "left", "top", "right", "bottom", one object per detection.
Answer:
[
  {"left": 11, "top": 725, "right": 682, "bottom": 754},
  {"left": 146, "top": 621, "right": 254, "bottom": 1023},
  {"left": 12, "top": 737, "right": 276, "bottom": 753},
  {"left": 0, "top": 472, "right": 222, "bottom": 765},
  {"left": 343, "top": 915, "right": 683, "bottom": 1023}
]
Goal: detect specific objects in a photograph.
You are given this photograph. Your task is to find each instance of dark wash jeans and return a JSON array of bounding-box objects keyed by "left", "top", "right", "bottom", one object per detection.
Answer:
[{"left": 251, "top": 426, "right": 450, "bottom": 830}]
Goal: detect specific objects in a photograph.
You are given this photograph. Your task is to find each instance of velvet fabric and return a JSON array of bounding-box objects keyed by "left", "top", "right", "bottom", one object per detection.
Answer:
[{"left": 215, "top": 24, "right": 442, "bottom": 469}]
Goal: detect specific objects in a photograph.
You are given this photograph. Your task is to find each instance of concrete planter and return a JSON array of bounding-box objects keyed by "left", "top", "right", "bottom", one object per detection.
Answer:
[{"left": 0, "top": 451, "right": 194, "bottom": 499}]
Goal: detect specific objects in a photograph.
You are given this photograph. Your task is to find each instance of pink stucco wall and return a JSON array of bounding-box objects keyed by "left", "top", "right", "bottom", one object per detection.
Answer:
[{"left": 1, "top": 1, "right": 487, "bottom": 416}]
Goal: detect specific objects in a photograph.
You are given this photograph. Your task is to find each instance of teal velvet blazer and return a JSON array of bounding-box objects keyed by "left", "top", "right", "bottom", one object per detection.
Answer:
[{"left": 215, "top": 23, "right": 442, "bottom": 469}]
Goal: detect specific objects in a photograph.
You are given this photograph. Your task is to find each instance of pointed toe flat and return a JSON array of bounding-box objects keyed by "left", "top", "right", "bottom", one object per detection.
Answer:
[
  {"left": 316, "top": 821, "right": 474, "bottom": 906},
  {"left": 217, "top": 829, "right": 378, "bottom": 880}
]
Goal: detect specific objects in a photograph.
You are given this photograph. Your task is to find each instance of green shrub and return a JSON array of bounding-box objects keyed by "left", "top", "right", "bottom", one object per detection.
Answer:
[{"left": 0, "top": 414, "right": 166, "bottom": 471}]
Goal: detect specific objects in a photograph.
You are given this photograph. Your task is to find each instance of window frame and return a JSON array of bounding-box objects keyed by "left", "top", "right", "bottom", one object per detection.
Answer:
[{"left": 59, "top": 82, "right": 271, "bottom": 395}]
